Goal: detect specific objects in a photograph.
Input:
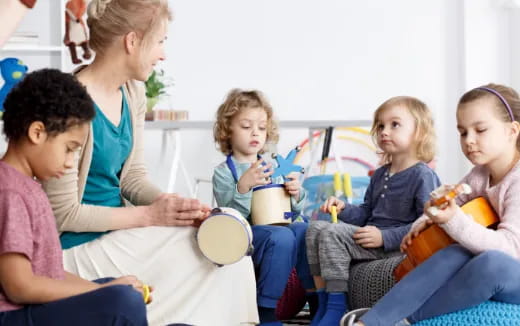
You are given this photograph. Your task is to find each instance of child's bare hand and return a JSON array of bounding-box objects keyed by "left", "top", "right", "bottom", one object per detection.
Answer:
[
  {"left": 320, "top": 196, "right": 346, "bottom": 213},
  {"left": 104, "top": 276, "right": 154, "bottom": 304},
  {"left": 424, "top": 198, "right": 458, "bottom": 224},
  {"left": 237, "top": 159, "right": 273, "bottom": 193},
  {"left": 353, "top": 226, "right": 383, "bottom": 248},
  {"left": 284, "top": 172, "right": 302, "bottom": 201},
  {"left": 400, "top": 218, "right": 433, "bottom": 252}
]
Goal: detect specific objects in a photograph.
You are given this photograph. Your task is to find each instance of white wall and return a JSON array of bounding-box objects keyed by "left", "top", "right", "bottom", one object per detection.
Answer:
[
  {"left": 1, "top": 0, "right": 518, "bottom": 204},
  {"left": 146, "top": 0, "right": 464, "bottom": 202}
]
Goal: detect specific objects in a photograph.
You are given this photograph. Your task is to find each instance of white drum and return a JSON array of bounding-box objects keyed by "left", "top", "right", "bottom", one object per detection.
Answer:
[
  {"left": 196, "top": 207, "right": 253, "bottom": 266},
  {"left": 251, "top": 184, "right": 292, "bottom": 226}
]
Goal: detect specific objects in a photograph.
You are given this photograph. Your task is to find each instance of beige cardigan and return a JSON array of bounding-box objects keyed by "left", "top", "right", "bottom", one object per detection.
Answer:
[{"left": 43, "top": 79, "right": 162, "bottom": 232}]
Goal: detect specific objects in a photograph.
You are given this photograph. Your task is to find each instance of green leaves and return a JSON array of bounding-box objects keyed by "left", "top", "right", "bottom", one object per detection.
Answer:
[{"left": 145, "top": 69, "right": 167, "bottom": 99}]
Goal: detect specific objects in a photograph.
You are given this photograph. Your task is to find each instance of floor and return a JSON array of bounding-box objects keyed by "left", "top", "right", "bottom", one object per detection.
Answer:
[{"left": 282, "top": 308, "right": 311, "bottom": 326}]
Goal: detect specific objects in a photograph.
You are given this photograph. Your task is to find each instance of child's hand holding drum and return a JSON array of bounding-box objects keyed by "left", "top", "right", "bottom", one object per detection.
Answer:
[{"left": 237, "top": 158, "right": 273, "bottom": 194}]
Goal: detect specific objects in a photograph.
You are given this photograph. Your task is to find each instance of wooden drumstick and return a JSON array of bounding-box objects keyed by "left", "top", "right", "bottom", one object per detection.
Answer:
[{"left": 427, "top": 183, "right": 471, "bottom": 216}]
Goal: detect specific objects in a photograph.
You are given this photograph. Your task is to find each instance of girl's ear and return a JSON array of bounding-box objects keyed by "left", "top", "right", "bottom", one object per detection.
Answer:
[
  {"left": 124, "top": 31, "right": 139, "bottom": 54},
  {"left": 510, "top": 121, "right": 520, "bottom": 142},
  {"left": 27, "top": 121, "right": 47, "bottom": 145}
]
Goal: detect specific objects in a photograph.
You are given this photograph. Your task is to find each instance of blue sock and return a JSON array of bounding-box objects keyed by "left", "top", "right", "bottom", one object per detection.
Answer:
[
  {"left": 318, "top": 292, "right": 348, "bottom": 326},
  {"left": 310, "top": 289, "right": 328, "bottom": 326}
]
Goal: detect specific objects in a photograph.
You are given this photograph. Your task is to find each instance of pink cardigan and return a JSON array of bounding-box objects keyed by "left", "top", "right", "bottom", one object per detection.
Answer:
[{"left": 414, "top": 160, "right": 520, "bottom": 259}]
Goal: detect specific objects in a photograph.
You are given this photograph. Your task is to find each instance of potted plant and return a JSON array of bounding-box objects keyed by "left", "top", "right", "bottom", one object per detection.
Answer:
[{"left": 145, "top": 69, "right": 169, "bottom": 119}]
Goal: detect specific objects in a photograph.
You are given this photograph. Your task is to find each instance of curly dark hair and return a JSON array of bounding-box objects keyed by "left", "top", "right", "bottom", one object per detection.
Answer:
[{"left": 2, "top": 68, "right": 95, "bottom": 141}]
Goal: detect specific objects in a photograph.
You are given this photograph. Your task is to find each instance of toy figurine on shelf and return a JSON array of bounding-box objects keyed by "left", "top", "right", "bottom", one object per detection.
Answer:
[
  {"left": 0, "top": 57, "right": 28, "bottom": 114},
  {"left": 64, "top": 0, "right": 91, "bottom": 65}
]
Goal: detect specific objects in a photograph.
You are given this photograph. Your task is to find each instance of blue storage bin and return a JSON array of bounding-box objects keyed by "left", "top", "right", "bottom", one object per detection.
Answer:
[{"left": 301, "top": 174, "right": 370, "bottom": 221}]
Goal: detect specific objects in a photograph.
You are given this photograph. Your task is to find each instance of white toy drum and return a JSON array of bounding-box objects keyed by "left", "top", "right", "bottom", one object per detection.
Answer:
[
  {"left": 196, "top": 207, "right": 253, "bottom": 266},
  {"left": 251, "top": 184, "right": 293, "bottom": 226}
]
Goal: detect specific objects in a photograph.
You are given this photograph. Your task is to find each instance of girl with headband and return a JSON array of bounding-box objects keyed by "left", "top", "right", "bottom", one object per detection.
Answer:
[{"left": 347, "top": 84, "right": 520, "bottom": 326}]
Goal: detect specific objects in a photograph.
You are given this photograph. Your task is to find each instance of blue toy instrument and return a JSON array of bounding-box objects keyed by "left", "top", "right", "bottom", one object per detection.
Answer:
[{"left": 251, "top": 147, "right": 304, "bottom": 225}]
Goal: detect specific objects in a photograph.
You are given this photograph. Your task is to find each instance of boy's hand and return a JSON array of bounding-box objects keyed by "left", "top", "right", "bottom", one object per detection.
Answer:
[
  {"left": 353, "top": 226, "right": 383, "bottom": 248},
  {"left": 400, "top": 218, "right": 433, "bottom": 252},
  {"left": 424, "top": 198, "right": 458, "bottom": 224},
  {"left": 320, "top": 196, "right": 346, "bottom": 213},
  {"left": 237, "top": 159, "right": 273, "bottom": 193},
  {"left": 284, "top": 172, "right": 301, "bottom": 201},
  {"left": 103, "top": 275, "right": 153, "bottom": 303}
]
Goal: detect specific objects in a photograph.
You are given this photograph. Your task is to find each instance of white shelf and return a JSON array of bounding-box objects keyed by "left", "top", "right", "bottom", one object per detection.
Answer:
[
  {"left": 1, "top": 0, "right": 68, "bottom": 70},
  {"left": 144, "top": 120, "right": 372, "bottom": 130},
  {"left": 1, "top": 45, "right": 63, "bottom": 52}
]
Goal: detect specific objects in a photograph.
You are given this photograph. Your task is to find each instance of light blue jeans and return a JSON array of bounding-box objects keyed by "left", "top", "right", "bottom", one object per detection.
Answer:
[{"left": 360, "top": 244, "right": 520, "bottom": 326}]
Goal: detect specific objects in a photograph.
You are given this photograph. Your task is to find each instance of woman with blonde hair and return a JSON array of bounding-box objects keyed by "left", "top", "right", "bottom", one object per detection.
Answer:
[{"left": 42, "top": 1, "right": 258, "bottom": 325}]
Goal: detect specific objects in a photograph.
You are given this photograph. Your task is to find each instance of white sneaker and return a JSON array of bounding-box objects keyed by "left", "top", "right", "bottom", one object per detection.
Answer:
[{"left": 340, "top": 308, "right": 370, "bottom": 326}]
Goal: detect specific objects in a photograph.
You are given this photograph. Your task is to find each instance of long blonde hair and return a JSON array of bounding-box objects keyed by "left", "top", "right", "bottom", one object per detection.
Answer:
[
  {"left": 213, "top": 89, "right": 279, "bottom": 155},
  {"left": 370, "top": 96, "right": 436, "bottom": 164},
  {"left": 87, "top": 0, "right": 172, "bottom": 55}
]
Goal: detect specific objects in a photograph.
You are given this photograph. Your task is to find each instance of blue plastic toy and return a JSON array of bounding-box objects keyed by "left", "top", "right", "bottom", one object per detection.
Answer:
[
  {"left": 0, "top": 58, "right": 28, "bottom": 112},
  {"left": 271, "top": 146, "right": 305, "bottom": 180}
]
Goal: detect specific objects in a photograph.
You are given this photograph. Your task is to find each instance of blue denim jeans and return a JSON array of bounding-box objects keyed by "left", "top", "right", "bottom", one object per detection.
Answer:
[
  {"left": 0, "top": 278, "right": 147, "bottom": 326},
  {"left": 360, "top": 245, "right": 520, "bottom": 326}
]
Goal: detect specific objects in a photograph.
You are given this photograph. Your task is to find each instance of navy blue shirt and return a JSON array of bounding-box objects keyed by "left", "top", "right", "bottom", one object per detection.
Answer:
[{"left": 338, "top": 162, "right": 441, "bottom": 251}]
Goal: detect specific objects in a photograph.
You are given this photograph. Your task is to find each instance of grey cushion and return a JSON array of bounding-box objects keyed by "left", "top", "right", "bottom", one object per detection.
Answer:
[{"left": 348, "top": 255, "right": 404, "bottom": 309}]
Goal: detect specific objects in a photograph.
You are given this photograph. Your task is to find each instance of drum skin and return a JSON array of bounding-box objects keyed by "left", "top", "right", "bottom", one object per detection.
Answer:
[{"left": 197, "top": 207, "right": 253, "bottom": 266}]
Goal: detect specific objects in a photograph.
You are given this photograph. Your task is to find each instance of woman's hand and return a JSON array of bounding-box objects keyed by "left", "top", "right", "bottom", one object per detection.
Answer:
[
  {"left": 320, "top": 196, "right": 346, "bottom": 214},
  {"left": 400, "top": 218, "right": 433, "bottom": 252},
  {"left": 146, "top": 193, "right": 211, "bottom": 227},
  {"left": 237, "top": 159, "right": 273, "bottom": 194},
  {"left": 284, "top": 172, "right": 302, "bottom": 201},
  {"left": 353, "top": 225, "right": 383, "bottom": 248}
]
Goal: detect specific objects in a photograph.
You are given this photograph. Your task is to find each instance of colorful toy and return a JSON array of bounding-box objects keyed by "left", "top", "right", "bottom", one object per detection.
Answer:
[
  {"left": 0, "top": 58, "right": 28, "bottom": 113},
  {"left": 427, "top": 183, "right": 471, "bottom": 216},
  {"left": 394, "top": 196, "right": 498, "bottom": 281},
  {"left": 142, "top": 284, "right": 151, "bottom": 304},
  {"left": 343, "top": 172, "right": 353, "bottom": 204},
  {"left": 250, "top": 148, "right": 305, "bottom": 225},
  {"left": 271, "top": 146, "right": 305, "bottom": 180},
  {"left": 333, "top": 172, "right": 342, "bottom": 197},
  {"left": 64, "top": 0, "right": 91, "bottom": 65},
  {"left": 251, "top": 184, "right": 293, "bottom": 225},
  {"left": 330, "top": 205, "right": 338, "bottom": 223},
  {"left": 196, "top": 207, "right": 253, "bottom": 266}
]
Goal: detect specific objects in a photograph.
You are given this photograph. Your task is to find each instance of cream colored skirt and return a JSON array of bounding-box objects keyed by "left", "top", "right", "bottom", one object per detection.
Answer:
[{"left": 63, "top": 226, "right": 259, "bottom": 326}]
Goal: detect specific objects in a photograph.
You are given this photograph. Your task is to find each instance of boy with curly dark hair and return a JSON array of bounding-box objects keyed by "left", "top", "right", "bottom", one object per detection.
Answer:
[{"left": 0, "top": 68, "right": 149, "bottom": 325}]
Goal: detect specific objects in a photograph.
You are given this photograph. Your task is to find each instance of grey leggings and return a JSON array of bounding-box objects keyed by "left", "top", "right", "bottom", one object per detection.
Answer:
[{"left": 305, "top": 220, "right": 400, "bottom": 292}]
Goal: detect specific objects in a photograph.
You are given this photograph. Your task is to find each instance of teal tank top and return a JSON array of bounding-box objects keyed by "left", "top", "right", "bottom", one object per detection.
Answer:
[{"left": 60, "top": 90, "right": 133, "bottom": 249}]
